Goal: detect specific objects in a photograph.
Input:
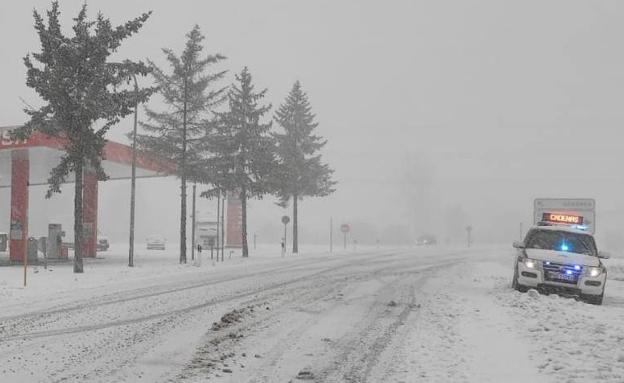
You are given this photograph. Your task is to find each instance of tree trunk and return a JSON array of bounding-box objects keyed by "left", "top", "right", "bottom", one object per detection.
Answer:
[
  {"left": 293, "top": 194, "right": 298, "bottom": 254},
  {"left": 191, "top": 183, "right": 196, "bottom": 261},
  {"left": 73, "top": 159, "right": 84, "bottom": 273},
  {"left": 241, "top": 188, "right": 248, "bottom": 257},
  {"left": 180, "top": 75, "right": 188, "bottom": 264},
  {"left": 180, "top": 178, "right": 187, "bottom": 263},
  {"left": 221, "top": 191, "right": 225, "bottom": 261}
]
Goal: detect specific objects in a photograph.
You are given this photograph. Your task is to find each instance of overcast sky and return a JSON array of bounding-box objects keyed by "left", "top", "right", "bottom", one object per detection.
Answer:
[{"left": 2, "top": 1, "right": 624, "bottom": 248}]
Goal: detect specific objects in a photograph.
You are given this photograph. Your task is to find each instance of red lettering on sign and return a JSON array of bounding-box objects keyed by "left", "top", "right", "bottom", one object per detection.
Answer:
[{"left": 542, "top": 213, "right": 583, "bottom": 225}]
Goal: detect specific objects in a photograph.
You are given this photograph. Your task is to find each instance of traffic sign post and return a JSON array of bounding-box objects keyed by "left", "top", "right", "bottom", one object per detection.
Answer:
[
  {"left": 329, "top": 217, "right": 333, "bottom": 254},
  {"left": 209, "top": 237, "right": 215, "bottom": 260},
  {"left": 341, "top": 224, "right": 350, "bottom": 250},
  {"left": 281, "top": 215, "right": 290, "bottom": 256}
]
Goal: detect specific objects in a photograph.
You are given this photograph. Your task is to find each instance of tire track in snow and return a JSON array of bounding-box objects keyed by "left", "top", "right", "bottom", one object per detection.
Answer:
[
  {"left": 0, "top": 250, "right": 392, "bottom": 322},
  {"left": 0, "top": 249, "right": 470, "bottom": 383},
  {"left": 0, "top": 250, "right": 427, "bottom": 342},
  {"left": 41, "top": 251, "right": 436, "bottom": 382},
  {"left": 313, "top": 275, "right": 422, "bottom": 383},
  {"left": 192, "top": 257, "right": 452, "bottom": 383}
]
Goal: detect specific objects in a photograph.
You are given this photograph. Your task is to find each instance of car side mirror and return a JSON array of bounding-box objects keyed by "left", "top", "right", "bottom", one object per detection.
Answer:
[
  {"left": 513, "top": 241, "right": 525, "bottom": 249},
  {"left": 598, "top": 251, "right": 611, "bottom": 259}
]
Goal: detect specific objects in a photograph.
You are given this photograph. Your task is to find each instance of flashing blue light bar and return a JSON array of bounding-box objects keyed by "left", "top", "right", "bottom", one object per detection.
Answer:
[
  {"left": 574, "top": 265, "right": 581, "bottom": 271},
  {"left": 566, "top": 270, "right": 573, "bottom": 275},
  {"left": 560, "top": 243, "right": 569, "bottom": 252}
]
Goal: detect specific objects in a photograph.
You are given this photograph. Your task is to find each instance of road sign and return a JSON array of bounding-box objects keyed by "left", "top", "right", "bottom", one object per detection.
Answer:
[
  {"left": 340, "top": 224, "right": 350, "bottom": 233},
  {"left": 281, "top": 215, "right": 290, "bottom": 225}
]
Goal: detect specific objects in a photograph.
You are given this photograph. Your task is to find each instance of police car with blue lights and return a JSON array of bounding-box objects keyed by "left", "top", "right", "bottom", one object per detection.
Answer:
[{"left": 512, "top": 198, "right": 610, "bottom": 305}]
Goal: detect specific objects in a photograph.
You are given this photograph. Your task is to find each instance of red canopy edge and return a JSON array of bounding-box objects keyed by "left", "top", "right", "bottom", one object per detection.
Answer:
[{"left": 0, "top": 126, "right": 174, "bottom": 174}]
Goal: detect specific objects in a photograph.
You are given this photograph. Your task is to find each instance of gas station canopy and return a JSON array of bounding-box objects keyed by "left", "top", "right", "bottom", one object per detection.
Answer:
[
  {"left": 0, "top": 125, "right": 174, "bottom": 262},
  {"left": 0, "top": 125, "right": 172, "bottom": 188}
]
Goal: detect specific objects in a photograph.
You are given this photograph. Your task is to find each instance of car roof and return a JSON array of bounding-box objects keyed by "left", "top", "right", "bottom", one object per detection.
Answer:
[{"left": 529, "top": 225, "right": 593, "bottom": 236}]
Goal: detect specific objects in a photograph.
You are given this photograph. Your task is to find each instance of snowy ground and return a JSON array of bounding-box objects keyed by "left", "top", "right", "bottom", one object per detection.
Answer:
[{"left": 0, "top": 244, "right": 623, "bottom": 382}]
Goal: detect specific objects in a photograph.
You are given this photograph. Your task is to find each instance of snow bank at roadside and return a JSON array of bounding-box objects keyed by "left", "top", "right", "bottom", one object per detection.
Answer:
[
  {"left": 491, "top": 262, "right": 624, "bottom": 383},
  {"left": 400, "top": 251, "right": 624, "bottom": 383}
]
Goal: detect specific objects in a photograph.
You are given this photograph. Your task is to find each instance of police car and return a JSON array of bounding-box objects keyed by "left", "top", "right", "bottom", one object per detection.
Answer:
[{"left": 512, "top": 199, "right": 610, "bottom": 305}]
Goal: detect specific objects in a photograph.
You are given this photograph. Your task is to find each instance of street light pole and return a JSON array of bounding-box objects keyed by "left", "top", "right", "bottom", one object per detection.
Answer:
[
  {"left": 128, "top": 73, "right": 138, "bottom": 268},
  {"left": 191, "top": 183, "right": 196, "bottom": 261}
]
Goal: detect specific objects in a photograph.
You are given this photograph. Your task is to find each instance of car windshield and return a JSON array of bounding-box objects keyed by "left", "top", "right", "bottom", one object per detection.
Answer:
[{"left": 525, "top": 229, "right": 597, "bottom": 256}]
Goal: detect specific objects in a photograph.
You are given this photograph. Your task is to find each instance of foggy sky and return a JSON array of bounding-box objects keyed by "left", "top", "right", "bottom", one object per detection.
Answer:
[{"left": 2, "top": 1, "right": 624, "bottom": 248}]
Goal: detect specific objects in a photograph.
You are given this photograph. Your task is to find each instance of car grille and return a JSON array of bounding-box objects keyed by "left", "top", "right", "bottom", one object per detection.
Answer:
[{"left": 542, "top": 262, "right": 581, "bottom": 285}]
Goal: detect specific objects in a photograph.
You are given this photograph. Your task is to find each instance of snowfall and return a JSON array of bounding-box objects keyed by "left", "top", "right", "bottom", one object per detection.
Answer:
[{"left": 0, "top": 243, "right": 623, "bottom": 382}]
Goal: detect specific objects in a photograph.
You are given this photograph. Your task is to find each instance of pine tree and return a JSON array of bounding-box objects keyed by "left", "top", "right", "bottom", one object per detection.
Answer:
[
  {"left": 273, "top": 81, "right": 336, "bottom": 254},
  {"left": 136, "top": 25, "right": 227, "bottom": 264},
  {"left": 13, "top": 2, "right": 154, "bottom": 273},
  {"left": 208, "top": 67, "right": 275, "bottom": 257}
]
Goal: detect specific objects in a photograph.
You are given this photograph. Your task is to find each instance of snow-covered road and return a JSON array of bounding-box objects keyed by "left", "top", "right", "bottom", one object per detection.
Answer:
[{"left": 1, "top": 245, "right": 624, "bottom": 382}]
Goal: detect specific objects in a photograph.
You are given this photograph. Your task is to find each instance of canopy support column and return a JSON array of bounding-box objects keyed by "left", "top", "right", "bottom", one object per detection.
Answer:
[
  {"left": 83, "top": 166, "right": 98, "bottom": 258},
  {"left": 10, "top": 149, "right": 29, "bottom": 262}
]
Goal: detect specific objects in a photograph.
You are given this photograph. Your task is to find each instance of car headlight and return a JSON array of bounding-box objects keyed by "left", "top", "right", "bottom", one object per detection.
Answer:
[
  {"left": 524, "top": 258, "right": 538, "bottom": 269},
  {"left": 588, "top": 267, "right": 602, "bottom": 278}
]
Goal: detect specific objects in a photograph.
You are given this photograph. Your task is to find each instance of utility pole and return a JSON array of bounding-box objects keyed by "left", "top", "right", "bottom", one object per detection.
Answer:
[
  {"left": 466, "top": 225, "right": 473, "bottom": 248},
  {"left": 128, "top": 72, "right": 138, "bottom": 268},
  {"left": 191, "top": 183, "right": 196, "bottom": 261}
]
